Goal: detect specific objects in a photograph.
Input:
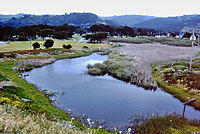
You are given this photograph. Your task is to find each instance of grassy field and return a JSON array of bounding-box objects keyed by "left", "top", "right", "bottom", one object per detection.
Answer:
[{"left": 0, "top": 36, "right": 107, "bottom": 53}]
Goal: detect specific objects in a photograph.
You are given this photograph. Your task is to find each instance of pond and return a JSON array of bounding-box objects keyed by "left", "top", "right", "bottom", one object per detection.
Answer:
[
  {"left": 0, "top": 41, "right": 9, "bottom": 46},
  {"left": 24, "top": 53, "right": 200, "bottom": 128}
]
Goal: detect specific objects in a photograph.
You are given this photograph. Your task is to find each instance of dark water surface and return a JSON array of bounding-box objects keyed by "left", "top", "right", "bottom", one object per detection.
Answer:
[{"left": 24, "top": 53, "right": 200, "bottom": 127}]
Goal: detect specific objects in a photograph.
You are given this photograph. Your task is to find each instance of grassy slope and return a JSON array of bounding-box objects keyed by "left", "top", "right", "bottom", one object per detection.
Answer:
[
  {"left": 0, "top": 104, "right": 112, "bottom": 134},
  {"left": 0, "top": 55, "right": 84, "bottom": 128}
]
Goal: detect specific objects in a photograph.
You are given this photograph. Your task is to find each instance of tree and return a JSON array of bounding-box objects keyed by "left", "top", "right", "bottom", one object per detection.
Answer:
[
  {"left": 18, "top": 36, "right": 28, "bottom": 41},
  {"left": 1, "top": 26, "right": 15, "bottom": 40},
  {"left": 43, "top": 40, "right": 54, "bottom": 49},
  {"left": 182, "top": 32, "right": 192, "bottom": 39},
  {"left": 53, "top": 31, "right": 69, "bottom": 39},
  {"left": 89, "top": 32, "right": 108, "bottom": 43},
  {"left": 32, "top": 42, "right": 40, "bottom": 50},
  {"left": 0, "top": 25, "right": 2, "bottom": 40},
  {"left": 63, "top": 44, "right": 72, "bottom": 49},
  {"left": 170, "top": 33, "right": 176, "bottom": 38},
  {"left": 17, "top": 26, "right": 39, "bottom": 39},
  {"left": 75, "top": 28, "right": 86, "bottom": 35},
  {"left": 55, "top": 24, "right": 69, "bottom": 32},
  {"left": 40, "top": 29, "right": 54, "bottom": 38}
]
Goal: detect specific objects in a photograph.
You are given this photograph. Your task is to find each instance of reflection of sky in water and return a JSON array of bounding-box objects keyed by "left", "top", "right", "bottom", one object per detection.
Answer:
[
  {"left": 24, "top": 53, "right": 200, "bottom": 127},
  {"left": 0, "top": 42, "right": 9, "bottom": 46},
  {"left": 82, "top": 59, "right": 104, "bottom": 66}
]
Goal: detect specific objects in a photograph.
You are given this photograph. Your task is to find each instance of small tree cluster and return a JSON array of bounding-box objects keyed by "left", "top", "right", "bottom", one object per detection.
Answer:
[
  {"left": 32, "top": 42, "right": 40, "bottom": 50},
  {"left": 43, "top": 40, "right": 54, "bottom": 49},
  {"left": 182, "top": 32, "right": 192, "bottom": 39},
  {"left": 63, "top": 44, "right": 72, "bottom": 49},
  {"left": 84, "top": 32, "right": 108, "bottom": 43}
]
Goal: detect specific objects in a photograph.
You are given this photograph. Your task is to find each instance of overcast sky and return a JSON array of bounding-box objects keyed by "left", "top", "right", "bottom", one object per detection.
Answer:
[{"left": 0, "top": 0, "right": 200, "bottom": 17}]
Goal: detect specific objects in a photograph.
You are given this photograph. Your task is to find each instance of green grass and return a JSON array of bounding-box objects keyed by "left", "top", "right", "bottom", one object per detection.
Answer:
[
  {"left": 134, "top": 114, "right": 200, "bottom": 134},
  {"left": 0, "top": 36, "right": 107, "bottom": 53},
  {"left": 0, "top": 74, "right": 9, "bottom": 82}
]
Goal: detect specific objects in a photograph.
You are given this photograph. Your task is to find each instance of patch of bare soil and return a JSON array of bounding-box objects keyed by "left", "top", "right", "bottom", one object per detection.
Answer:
[{"left": 117, "top": 43, "right": 200, "bottom": 88}]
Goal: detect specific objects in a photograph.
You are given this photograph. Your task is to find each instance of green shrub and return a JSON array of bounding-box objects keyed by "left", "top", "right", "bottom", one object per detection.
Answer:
[
  {"left": 43, "top": 40, "right": 54, "bottom": 49},
  {"left": 0, "top": 74, "right": 9, "bottom": 82},
  {"left": 32, "top": 42, "right": 40, "bottom": 50},
  {"left": 63, "top": 44, "right": 72, "bottom": 49}
]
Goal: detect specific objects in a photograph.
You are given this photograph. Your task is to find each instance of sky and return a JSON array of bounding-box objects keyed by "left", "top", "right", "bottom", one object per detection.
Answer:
[{"left": 0, "top": 0, "right": 200, "bottom": 17}]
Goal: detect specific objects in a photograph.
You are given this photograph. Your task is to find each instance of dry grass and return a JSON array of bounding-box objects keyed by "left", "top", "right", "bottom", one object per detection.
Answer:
[{"left": 0, "top": 104, "right": 98, "bottom": 134}]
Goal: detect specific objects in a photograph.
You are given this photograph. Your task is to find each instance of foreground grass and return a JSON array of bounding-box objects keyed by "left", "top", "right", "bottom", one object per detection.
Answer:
[
  {"left": 0, "top": 104, "right": 105, "bottom": 134},
  {"left": 134, "top": 114, "right": 200, "bottom": 134}
]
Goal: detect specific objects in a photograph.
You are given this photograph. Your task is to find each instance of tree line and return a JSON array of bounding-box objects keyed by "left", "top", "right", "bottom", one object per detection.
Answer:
[
  {"left": 83, "top": 24, "right": 162, "bottom": 43},
  {"left": 0, "top": 23, "right": 194, "bottom": 43},
  {"left": 0, "top": 24, "right": 86, "bottom": 41},
  {"left": 89, "top": 24, "right": 161, "bottom": 37}
]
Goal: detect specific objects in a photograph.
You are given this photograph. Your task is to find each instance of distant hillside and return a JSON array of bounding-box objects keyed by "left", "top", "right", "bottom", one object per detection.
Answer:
[
  {"left": 0, "top": 13, "right": 26, "bottom": 22},
  {"left": 0, "top": 13, "right": 113, "bottom": 28},
  {"left": 133, "top": 15, "right": 200, "bottom": 32},
  {"left": 101, "top": 15, "right": 156, "bottom": 26}
]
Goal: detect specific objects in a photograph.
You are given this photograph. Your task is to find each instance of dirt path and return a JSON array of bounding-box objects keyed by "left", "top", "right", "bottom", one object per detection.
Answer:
[{"left": 116, "top": 43, "right": 200, "bottom": 89}]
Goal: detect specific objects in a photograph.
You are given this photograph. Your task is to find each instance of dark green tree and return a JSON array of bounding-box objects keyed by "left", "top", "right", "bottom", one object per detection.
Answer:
[
  {"left": 32, "top": 42, "right": 40, "bottom": 50},
  {"left": 43, "top": 40, "right": 54, "bottom": 49},
  {"left": 182, "top": 32, "right": 192, "bottom": 39},
  {"left": 89, "top": 32, "right": 108, "bottom": 43},
  {"left": 63, "top": 44, "right": 72, "bottom": 49},
  {"left": 40, "top": 29, "right": 54, "bottom": 38}
]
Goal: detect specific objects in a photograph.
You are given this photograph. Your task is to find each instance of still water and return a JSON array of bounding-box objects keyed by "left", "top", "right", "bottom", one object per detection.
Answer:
[{"left": 24, "top": 53, "right": 200, "bottom": 127}]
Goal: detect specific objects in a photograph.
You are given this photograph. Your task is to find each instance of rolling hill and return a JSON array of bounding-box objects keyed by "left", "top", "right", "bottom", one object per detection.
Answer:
[
  {"left": 0, "top": 13, "right": 200, "bottom": 33},
  {"left": 101, "top": 15, "right": 156, "bottom": 26},
  {"left": 0, "top": 13, "right": 115, "bottom": 28},
  {"left": 133, "top": 15, "right": 200, "bottom": 32}
]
